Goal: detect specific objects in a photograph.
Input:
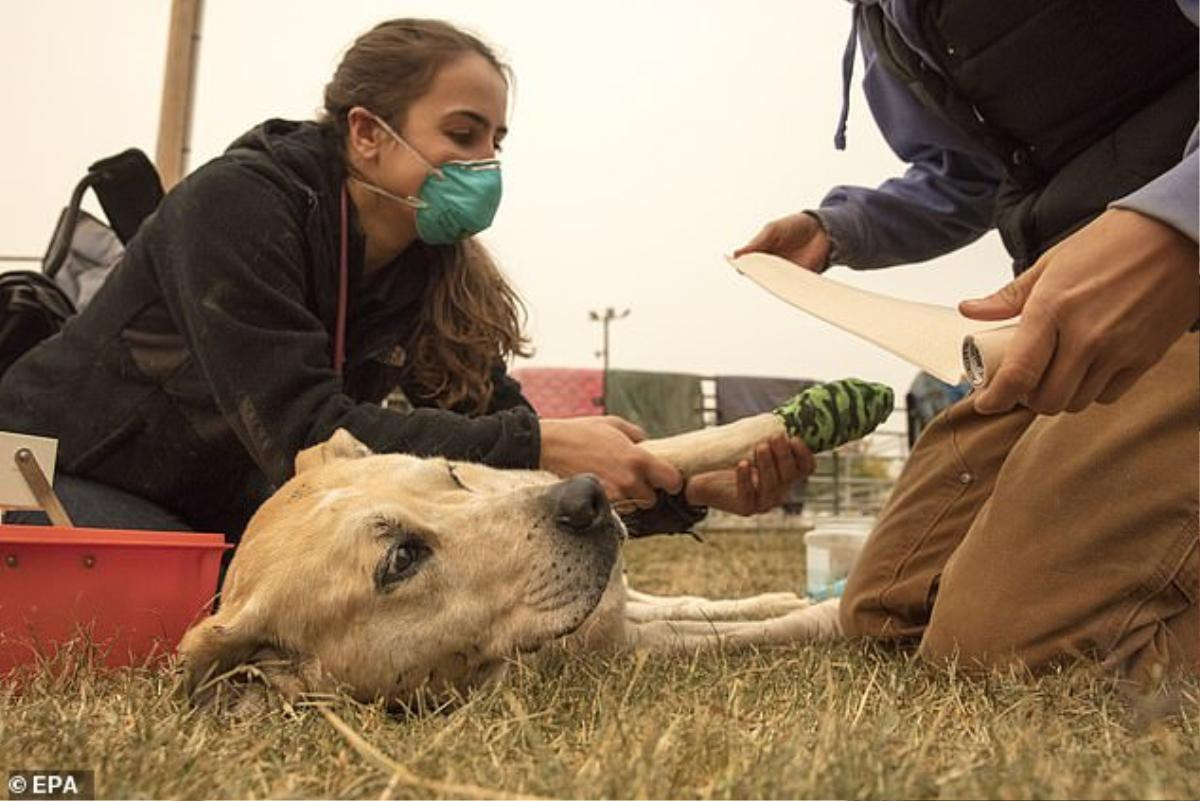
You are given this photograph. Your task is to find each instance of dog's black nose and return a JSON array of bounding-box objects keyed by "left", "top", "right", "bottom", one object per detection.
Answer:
[{"left": 553, "top": 475, "right": 609, "bottom": 533}]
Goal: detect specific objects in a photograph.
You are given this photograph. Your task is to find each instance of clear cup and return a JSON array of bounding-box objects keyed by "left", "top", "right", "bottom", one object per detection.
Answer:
[{"left": 804, "top": 517, "right": 874, "bottom": 599}]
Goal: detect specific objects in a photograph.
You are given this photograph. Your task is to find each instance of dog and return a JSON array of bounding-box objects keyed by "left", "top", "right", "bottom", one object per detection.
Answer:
[{"left": 180, "top": 381, "right": 892, "bottom": 706}]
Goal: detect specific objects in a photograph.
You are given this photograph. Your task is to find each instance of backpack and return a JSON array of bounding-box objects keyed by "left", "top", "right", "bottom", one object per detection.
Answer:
[
  {"left": 0, "top": 271, "right": 76, "bottom": 377},
  {"left": 0, "top": 149, "right": 163, "bottom": 380}
]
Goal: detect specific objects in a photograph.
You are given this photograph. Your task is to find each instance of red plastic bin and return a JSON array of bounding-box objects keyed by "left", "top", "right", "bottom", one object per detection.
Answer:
[{"left": 0, "top": 525, "right": 230, "bottom": 673}]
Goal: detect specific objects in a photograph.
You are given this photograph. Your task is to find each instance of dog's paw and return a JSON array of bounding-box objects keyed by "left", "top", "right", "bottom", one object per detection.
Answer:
[{"left": 772, "top": 378, "right": 894, "bottom": 452}]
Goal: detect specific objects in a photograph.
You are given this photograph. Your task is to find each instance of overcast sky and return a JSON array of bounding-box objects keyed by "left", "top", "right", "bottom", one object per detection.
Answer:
[{"left": 1, "top": 1, "right": 1014, "bottom": 398}]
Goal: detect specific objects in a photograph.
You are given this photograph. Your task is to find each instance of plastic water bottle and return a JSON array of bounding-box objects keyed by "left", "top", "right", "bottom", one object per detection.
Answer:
[
  {"left": 804, "top": 517, "right": 873, "bottom": 600},
  {"left": 809, "top": 577, "right": 848, "bottom": 601}
]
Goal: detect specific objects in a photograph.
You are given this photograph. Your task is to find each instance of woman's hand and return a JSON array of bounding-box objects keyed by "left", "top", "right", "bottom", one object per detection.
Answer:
[
  {"left": 734, "top": 211, "right": 832, "bottom": 272},
  {"left": 961, "top": 208, "right": 1200, "bottom": 415},
  {"left": 539, "top": 416, "right": 682, "bottom": 508},
  {"left": 684, "top": 435, "right": 815, "bottom": 516}
]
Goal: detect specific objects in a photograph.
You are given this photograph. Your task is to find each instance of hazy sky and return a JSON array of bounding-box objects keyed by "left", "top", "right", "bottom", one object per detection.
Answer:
[{"left": 1, "top": 1, "right": 1014, "bottom": 397}]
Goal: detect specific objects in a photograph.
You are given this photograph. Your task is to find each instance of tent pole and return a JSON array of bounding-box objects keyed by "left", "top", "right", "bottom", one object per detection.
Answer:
[{"left": 155, "top": 0, "right": 203, "bottom": 189}]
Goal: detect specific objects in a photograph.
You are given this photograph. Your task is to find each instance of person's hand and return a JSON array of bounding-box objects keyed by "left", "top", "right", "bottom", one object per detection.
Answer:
[
  {"left": 734, "top": 211, "right": 832, "bottom": 272},
  {"left": 539, "top": 416, "right": 683, "bottom": 508},
  {"left": 961, "top": 208, "right": 1200, "bottom": 416},
  {"left": 683, "top": 435, "right": 815, "bottom": 516}
]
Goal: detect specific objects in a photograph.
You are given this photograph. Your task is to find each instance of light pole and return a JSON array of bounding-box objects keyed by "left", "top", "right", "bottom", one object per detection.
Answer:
[{"left": 588, "top": 307, "right": 629, "bottom": 408}]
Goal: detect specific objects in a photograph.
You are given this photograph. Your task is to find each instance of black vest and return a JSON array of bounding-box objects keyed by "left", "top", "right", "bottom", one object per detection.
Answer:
[{"left": 862, "top": 0, "right": 1198, "bottom": 273}]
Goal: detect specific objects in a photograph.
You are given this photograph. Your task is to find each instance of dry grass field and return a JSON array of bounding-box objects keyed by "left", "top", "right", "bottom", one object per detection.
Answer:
[{"left": 1, "top": 529, "right": 1197, "bottom": 799}]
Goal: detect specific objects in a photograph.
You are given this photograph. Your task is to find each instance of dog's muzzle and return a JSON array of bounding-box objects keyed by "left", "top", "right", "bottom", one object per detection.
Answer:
[{"left": 535, "top": 474, "right": 619, "bottom": 615}]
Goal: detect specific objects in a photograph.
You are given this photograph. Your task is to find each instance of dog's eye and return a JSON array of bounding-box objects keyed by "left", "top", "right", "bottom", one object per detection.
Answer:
[{"left": 375, "top": 539, "right": 430, "bottom": 591}]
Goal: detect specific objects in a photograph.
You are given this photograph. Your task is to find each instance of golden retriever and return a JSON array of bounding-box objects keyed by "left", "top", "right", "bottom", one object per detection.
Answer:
[{"left": 180, "top": 410, "right": 846, "bottom": 707}]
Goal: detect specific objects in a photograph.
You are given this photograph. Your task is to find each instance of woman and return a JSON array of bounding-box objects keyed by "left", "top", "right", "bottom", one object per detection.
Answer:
[{"left": 0, "top": 19, "right": 811, "bottom": 538}]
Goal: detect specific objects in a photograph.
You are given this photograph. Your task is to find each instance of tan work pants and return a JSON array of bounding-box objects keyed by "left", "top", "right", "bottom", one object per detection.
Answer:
[{"left": 841, "top": 333, "right": 1199, "bottom": 682}]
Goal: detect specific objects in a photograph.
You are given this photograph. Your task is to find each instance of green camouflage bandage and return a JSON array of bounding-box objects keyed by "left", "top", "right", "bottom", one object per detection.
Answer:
[{"left": 772, "top": 378, "right": 894, "bottom": 452}]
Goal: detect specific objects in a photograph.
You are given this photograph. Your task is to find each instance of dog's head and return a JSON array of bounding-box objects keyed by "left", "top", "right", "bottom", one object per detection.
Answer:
[{"left": 179, "top": 429, "right": 621, "bottom": 706}]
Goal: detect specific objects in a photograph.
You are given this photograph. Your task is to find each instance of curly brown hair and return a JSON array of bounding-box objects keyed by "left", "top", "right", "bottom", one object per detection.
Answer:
[{"left": 321, "top": 19, "right": 531, "bottom": 414}]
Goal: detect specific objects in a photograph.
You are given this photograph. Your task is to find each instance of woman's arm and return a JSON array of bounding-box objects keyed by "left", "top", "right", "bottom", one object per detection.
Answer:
[{"left": 150, "top": 161, "right": 542, "bottom": 485}]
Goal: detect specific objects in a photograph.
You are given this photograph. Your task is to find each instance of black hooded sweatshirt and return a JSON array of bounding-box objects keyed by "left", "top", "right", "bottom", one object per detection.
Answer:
[
  {"left": 1, "top": 120, "right": 705, "bottom": 540},
  {"left": 0, "top": 120, "right": 542, "bottom": 537}
]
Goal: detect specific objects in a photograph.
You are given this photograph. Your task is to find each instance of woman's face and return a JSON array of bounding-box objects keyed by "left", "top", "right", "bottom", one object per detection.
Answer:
[{"left": 375, "top": 52, "right": 509, "bottom": 199}]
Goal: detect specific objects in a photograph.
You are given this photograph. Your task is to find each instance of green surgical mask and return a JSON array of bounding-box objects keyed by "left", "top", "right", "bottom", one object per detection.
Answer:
[{"left": 352, "top": 111, "right": 503, "bottom": 244}]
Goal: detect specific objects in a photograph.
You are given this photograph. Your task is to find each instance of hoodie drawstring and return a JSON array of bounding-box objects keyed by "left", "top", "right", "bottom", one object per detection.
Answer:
[
  {"left": 833, "top": 4, "right": 860, "bottom": 151},
  {"left": 334, "top": 185, "right": 348, "bottom": 375}
]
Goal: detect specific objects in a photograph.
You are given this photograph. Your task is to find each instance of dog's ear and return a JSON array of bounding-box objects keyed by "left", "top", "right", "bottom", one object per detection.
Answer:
[
  {"left": 295, "top": 428, "right": 374, "bottom": 475},
  {"left": 178, "top": 609, "right": 315, "bottom": 708},
  {"left": 177, "top": 604, "right": 271, "bottom": 702}
]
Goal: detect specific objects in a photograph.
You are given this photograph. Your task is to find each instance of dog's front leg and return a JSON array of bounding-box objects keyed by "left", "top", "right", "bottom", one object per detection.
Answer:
[
  {"left": 623, "top": 598, "right": 841, "bottom": 651},
  {"left": 640, "top": 413, "right": 785, "bottom": 477},
  {"left": 639, "top": 379, "right": 895, "bottom": 478},
  {"left": 624, "top": 586, "right": 809, "bottom": 623}
]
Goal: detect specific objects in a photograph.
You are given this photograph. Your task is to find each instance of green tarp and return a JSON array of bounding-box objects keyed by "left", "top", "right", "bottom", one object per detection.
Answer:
[{"left": 604, "top": 369, "right": 703, "bottom": 438}]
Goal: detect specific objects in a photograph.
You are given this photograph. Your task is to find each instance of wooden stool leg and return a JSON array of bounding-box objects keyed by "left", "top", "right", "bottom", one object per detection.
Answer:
[{"left": 13, "top": 448, "right": 74, "bottom": 528}]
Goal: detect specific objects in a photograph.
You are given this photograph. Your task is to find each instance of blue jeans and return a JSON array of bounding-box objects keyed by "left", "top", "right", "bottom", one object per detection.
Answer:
[{"left": 3, "top": 473, "right": 193, "bottom": 531}]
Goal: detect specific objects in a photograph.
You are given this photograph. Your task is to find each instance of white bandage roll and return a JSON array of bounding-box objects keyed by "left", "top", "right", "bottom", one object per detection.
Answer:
[
  {"left": 729, "top": 253, "right": 1026, "bottom": 387},
  {"left": 962, "top": 325, "right": 1018, "bottom": 388}
]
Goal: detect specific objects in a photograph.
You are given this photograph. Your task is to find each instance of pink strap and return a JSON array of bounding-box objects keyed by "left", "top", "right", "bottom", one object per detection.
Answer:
[{"left": 334, "top": 185, "right": 349, "bottom": 375}]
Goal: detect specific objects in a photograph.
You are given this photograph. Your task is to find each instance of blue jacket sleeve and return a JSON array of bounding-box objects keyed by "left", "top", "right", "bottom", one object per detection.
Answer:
[
  {"left": 1109, "top": 0, "right": 1198, "bottom": 244},
  {"left": 1112, "top": 138, "right": 1199, "bottom": 245},
  {"left": 812, "top": 10, "right": 1007, "bottom": 270},
  {"left": 818, "top": 0, "right": 1198, "bottom": 267}
]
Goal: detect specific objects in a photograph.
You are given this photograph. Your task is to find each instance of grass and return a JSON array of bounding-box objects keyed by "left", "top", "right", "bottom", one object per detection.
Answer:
[{"left": 1, "top": 529, "right": 1197, "bottom": 799}]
